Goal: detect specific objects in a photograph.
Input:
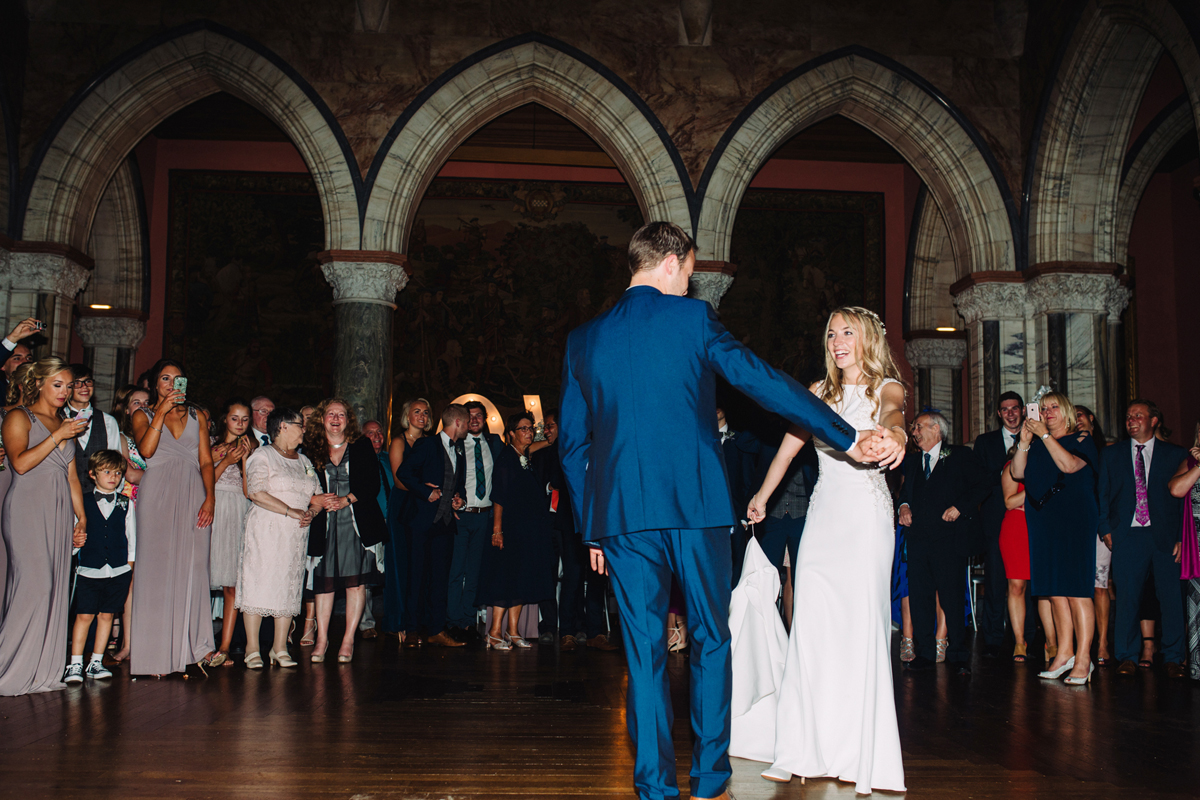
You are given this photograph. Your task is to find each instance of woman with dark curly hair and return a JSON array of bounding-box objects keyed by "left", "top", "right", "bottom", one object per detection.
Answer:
[{"left": 304, "top": 398, "right": 387, "bottom": 663}]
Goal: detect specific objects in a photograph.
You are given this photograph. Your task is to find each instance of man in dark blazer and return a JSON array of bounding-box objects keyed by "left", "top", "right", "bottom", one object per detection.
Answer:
[
  {"left": 972, "top": 391, "right": 1027, "bottom": 657},
  {"left": 1098, "top": 399, "right": 1188, "bottom": 678},
  {"left": 396, "top": 403, "right": 469, "bottom": 648},
  {"left": 536, "top": 410, "right": 616, "bottom": 650},
  {"left": 0, "top": 318, "right": 39, "bottom": 405},
  {"left": 899, "top": 411, "right": 989, "bottom": 675},
  {"left": 559, "top": 221, "right": 894, "bottom": 800},
  {"left": 717, "top": 405, "right": 760, "bottom": 584}
]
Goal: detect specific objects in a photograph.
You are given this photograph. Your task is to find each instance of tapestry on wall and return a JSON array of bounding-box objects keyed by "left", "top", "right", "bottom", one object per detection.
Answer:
[
  {"left": 396, "top": 177, "right": 643, "bottom": 415},
  {"left": 165, "top": 170, "right": 332, "bottom": 411},
  {"left": 722, "top": 188, "right": 885, "bottom": 387}
]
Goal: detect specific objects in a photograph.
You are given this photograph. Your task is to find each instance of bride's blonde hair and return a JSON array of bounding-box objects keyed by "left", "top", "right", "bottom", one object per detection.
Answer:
[{"left": 817, "top": 306, "right": 905, "bottom": 415}]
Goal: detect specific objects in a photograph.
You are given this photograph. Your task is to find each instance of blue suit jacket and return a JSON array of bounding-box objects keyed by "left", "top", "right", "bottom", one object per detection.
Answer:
[
  {"left": 395, "top": 434, "right": 465, "bottom": 534},
  {"left": 559, "top": 285, "right": 858, "bottom": 541},
  {"left": 1097, "top": 438, "right": 1187, "bottom": 553}
]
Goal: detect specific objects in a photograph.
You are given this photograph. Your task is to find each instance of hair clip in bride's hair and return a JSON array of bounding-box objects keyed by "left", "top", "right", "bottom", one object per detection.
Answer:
[{"left": 861, "top": 308, "right": 886, "bottom": 335}]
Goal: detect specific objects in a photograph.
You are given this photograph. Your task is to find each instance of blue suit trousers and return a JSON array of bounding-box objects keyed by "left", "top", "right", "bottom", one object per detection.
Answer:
[{"left": 602, "top": 528, "right": 732, "bottom": 800}]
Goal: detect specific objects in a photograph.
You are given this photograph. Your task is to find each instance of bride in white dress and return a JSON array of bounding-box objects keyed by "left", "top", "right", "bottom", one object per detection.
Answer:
[{"left": 741, "top": 306, "right": 907, "bottom": 794}]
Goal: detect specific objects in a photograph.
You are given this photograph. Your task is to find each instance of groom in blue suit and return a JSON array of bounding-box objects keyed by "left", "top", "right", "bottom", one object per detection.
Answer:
[{"left": 559, "top": 222, "right": 876, "bottom": 800}]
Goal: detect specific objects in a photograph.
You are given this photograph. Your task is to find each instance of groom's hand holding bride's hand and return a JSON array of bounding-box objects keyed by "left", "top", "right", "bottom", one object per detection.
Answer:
[{"left": 869, "top": 424, "right": 906, "bottom": 469}]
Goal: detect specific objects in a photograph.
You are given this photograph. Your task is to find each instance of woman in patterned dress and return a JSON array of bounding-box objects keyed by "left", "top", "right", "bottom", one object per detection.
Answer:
[{"left": 209, "top": 397, "right": 255, "bottom": 662}]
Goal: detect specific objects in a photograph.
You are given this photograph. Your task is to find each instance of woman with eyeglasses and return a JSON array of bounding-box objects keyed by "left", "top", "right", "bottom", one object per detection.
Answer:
[
  {"left": 382, "top": 398, "right": 433, "bottom": 642},
  {"left": 1011, "top": 391, "right": 1100, "bottom": 685},
  {"left": 475, "top": 411, "right": 555, "bottom": 650}
]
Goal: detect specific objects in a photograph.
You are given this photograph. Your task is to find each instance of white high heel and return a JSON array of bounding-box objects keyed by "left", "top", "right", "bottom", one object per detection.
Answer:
[
  {"left": 1038, "top": 655, "right": 1076, "bottom": 680},
  {"left": 762, "top": 766, "right": 792, "bottom": 783},
  {"left": 668, "top": 623, "right": 688, "bottom": 652}
]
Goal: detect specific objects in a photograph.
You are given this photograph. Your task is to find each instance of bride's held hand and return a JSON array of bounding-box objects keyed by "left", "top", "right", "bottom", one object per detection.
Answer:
[
  {"left": 872, "top": 425, "right": 906, "bottom": 470},
  {"left": 746, "top": 493, "right": 767, "bottom": 524}
]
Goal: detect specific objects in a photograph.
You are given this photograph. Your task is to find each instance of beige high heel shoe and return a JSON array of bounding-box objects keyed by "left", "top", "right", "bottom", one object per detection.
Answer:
[
  {"left": 269, "top": 649, "right": 297, "bottom": 668},
  {"left": 668, "top": 623, "right": 688, "bottom": 652},
  {"left": 244, "top": 652, "right": 264, "bottom": 670}
]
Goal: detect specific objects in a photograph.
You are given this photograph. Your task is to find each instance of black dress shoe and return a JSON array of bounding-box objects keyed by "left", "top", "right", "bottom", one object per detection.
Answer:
[
  {"left": 905, "top": 655, "right": 935, "bottom": 671},
  {"left": 955, "top": 663, "right": 972, "bottom": 677},
  {"left": 982, "top": 645, "right": 1001, "bottom": 659}
]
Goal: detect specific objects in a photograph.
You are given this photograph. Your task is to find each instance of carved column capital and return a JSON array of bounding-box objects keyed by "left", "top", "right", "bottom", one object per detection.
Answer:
[
  {"left": 905, "top": 337, "right": 967, "bottom": 369},
  {"left": 75, "top": 316, "right": 146, "bottom": 349},
  {"left": 318, "top": 251, "right": 409, "bottom": 307},
  {"left": 0, "top": 249, "right": 91, "bottom": 298},
  {"left": 951, "top": 279, "right": 1027, "bottom": 324},
  {"left": 688, "top": 261, "right": 737, "bottom": 308},
  {"left": 1026, "top": 272, "right": 1126, "bottom": 318}
]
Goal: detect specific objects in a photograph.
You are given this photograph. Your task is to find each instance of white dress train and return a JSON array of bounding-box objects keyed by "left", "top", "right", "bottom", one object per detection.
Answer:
[{"left": 730, "top": 381, "right": 906, "bottom": 794}]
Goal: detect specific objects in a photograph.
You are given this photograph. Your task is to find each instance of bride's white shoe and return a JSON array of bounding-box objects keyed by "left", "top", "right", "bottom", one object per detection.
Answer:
[{"left": 761, "top": 766, "right": 792, "bottom": 783}]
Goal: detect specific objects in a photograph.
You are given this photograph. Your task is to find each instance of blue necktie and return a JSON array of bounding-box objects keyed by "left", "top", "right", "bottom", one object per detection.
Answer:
[
  {"left": 924, "top": 451, "right": 931, "bottom": 479},
  {"left": 474, "top": 437, "right": 486, "bottom": 500}
]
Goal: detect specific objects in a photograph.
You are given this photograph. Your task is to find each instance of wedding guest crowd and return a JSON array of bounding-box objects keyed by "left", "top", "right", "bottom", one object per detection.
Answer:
[{"left": 4, "top": 306, "right": 1200, "bottom": 697}]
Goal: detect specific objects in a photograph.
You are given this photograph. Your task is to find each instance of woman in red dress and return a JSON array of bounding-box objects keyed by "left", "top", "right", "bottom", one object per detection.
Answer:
[{"left": 999, "top": 455, "right": 1035, "bottom": 662}]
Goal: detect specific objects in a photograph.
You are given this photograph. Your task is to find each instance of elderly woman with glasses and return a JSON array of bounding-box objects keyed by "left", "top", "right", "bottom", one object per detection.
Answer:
[{"left": 475, "top": 411, "right": 556, "bottom": 650}]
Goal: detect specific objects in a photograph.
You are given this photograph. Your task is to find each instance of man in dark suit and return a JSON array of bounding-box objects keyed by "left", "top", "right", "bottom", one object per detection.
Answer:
[
  {"left": 1098, "top": 399, "right": 1188, "bottom": 678},
  {"left": 899, "top": 411, "right": 989, "bottom": 675},
  {"left": 536, "top": 410, "right": 617, "bottom": 651},
  {"left": 0, "top": 318, "right": 39, "bottom": 404},
  {"left": 559, "top": 221, "right": 892, "bottom": 800},
  {"left": 447, "top": 400, "right": 504, "bottom": 644},
  {"left": 972, "top": 391, "right": 1027, "bottom": 657},
  {"left": 717, "top": 405, "right": 759, "bottom": 584},
  {"left": 396, "top": 403, "right": 469, "bottom": 648}
]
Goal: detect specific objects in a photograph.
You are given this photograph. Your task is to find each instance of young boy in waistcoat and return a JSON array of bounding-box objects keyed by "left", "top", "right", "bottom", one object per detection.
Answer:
[{"left": 64, "top": 450, "right": 136, "bottom": 684}]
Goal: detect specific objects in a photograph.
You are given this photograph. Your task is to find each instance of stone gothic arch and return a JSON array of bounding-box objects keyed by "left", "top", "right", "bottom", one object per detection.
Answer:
[
  {"left": 1027, "top": 0, "right": 1200, "bottom": 266},
  {"left": 694, "top": 47, "right": 1019, "bottom": 276},
  {"left": 360, "top": 34, "right": 694, "bottom": 254},
  {"left": 1115, "top": 97, "right": 1195, "bottom": 262},
  {"left": 17, "top": 21, "right": 361, "bottom": 253}
]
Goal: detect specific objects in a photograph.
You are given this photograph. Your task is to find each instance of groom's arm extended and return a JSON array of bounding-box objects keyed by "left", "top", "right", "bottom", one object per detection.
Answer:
[
  {"left": 558, "top": 333, "right": 592, "bottom": 539},
  {"left": 701, "top": 305, "right": 857, "bottom": 453}
]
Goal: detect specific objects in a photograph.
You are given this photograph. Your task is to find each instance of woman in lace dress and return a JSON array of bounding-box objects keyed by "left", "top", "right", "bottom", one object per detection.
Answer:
[
  {"left": 744, "top": 307, "right": 907, "bottom": 794},
  {"left": 210, "top": 397, "right": 254, "bottom": 662},
  {"left": 237, "top": 408, "right": 322, "bottom": 668}
]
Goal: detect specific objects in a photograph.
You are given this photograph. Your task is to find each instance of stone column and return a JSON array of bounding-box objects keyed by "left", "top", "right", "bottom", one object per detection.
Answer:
[
  {"left": 1026, "top": 266, "right": 1130, "bottom": 435},
  {"left": 318, "top": 252, "right": 409, "bottom": 430},
  {"left": 75, "top": 316, "right": 147, "bottom": 411},
  {"left": 904, "top": 337, "right": 967, "bottom": 444},
  {"left": 0, "top": 242, "right": 92, "bottom": 358},
  {"left": 688, "top": 261, "right": 736, "bottom": 308},
  {"left": 952, "top": 276, "right": 1030, "bottom": 440}
]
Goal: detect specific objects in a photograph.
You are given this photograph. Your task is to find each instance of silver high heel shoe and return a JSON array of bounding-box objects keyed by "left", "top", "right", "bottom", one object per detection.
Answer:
[
  {"left": 1038, "top": 655, "right": 1076, "bottom": 680},
  {"left": 506, "top": 633, "right": 532, "bottom": 649},
  {"left": 1063, "top": 662, "right": 1095, "bottom": 685},
  {"left": 486, "top": 634, "right": 511, "bottom": 651}
]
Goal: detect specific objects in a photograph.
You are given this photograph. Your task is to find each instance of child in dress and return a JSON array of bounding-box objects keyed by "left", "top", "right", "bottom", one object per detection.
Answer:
[{"left": 64, "top": 450, "right": 135, "bottom": 683}]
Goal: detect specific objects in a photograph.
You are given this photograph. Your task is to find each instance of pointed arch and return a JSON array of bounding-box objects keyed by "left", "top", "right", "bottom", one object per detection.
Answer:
[
  {"left": 18, "top": 21, "right": 361, "bottom": 252},
  {"left": 694, "top": 47, "right": 1019, "bottom": 275},
  {"left": 1116, "top": 96, "right": 1193, "bottom": 262},
  {"left": 1027, "top": 0, "right": 1200, "bottom": 266},
  {"left": 361, "top": 34, "right": 693, "bottom": 254}
]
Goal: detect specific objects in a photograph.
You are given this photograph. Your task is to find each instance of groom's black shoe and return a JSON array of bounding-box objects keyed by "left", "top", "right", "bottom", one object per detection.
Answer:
[
  {"left": 955, "top": 663, "right": 972, "bottom": 677},
  {"left": 905, "top": 655, "right": 935, "bottom": 672}
]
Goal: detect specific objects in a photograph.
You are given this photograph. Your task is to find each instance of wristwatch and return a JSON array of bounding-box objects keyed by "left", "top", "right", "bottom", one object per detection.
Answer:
[{"left": 1041, "top": 433, "right": 1050, "bottom": 440}]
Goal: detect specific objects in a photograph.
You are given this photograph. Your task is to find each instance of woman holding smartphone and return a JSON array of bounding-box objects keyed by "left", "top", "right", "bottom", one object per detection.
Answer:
[
  {"left": 209, "top": 397, "right": 255, "bottom": 663},
  {"left": 129, "top": 359, "right": 221, "bottom": 677}
]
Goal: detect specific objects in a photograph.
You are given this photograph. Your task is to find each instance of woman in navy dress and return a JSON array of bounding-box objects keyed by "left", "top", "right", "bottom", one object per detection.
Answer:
[
  {"left": 382, "top": 398, "right": 432, "bottom": 640},
  {"left": 1011, "top": 391, "right": 1099, "bottom": 685},
  {"left": 476, "top": 411, "right": 555, "bottom": 649}
]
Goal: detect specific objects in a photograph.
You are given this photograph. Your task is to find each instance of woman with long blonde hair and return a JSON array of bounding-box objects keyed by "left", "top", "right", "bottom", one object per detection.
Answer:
[{"left": 742, "top": 306, "right": 907, "bottom": 793}]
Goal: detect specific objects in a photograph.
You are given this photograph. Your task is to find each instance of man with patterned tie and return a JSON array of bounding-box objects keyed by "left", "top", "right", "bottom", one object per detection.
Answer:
[
  {"left": 1098, "top": 400, "right": 1188, "bottom": 678},
  {"left": 447, "top": 401, "right": 504, "bottom": 644},
  {"left": 250, "top": 396, "right": 275, "bottom": 446}
]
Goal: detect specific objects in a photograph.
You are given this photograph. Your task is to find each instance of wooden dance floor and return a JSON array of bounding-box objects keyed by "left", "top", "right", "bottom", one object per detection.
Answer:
[{"left": 1, "top": 624, "right": 1197, "bottom": 799}]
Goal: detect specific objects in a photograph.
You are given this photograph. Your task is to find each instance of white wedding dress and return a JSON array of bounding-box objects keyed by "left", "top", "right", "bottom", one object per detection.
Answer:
[{"left": 730, "top": 381, "right": 905, "bottom": 794}]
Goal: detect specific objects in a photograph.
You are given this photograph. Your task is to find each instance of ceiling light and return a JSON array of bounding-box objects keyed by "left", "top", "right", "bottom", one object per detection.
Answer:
[
  {"left": 89, "top": 304, "right": 112, "bottom": 310},
  {"left": 935, "top": 326, "right": 956, "bottom": 332}
]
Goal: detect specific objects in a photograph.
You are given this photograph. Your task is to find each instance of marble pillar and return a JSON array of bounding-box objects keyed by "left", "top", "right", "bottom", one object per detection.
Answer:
[
  {"left": 1025, "top": 268, "right": 1131, "bottom": 435},
  {"left": 904, "top": 337, "right": 967, "bottom": 444},
  {"left": 952, "top": 277, "right": 1028, "bottom": 439},
  {"left": 75, "top": 316, "right": 146, "bottom": 411},
  {"left": 0, "top": 243, "right": 92, "bottom": 358},
  {"left": 688, "top": 261, "right": 736, "bottom": 309},
  {"left": 318, "top": 253, "right": 409, "bottom": 430}
]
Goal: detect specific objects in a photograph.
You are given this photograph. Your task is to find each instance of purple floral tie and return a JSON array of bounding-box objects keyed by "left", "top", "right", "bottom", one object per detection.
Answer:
[{"left": 1134, "top": 444, "right": 1150, "bottom": 525}]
